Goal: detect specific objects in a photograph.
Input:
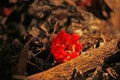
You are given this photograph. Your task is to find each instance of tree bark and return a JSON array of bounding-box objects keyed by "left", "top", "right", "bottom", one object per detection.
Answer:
[{"left": 26, "top": 35, "right": 120, "bottom": 80}]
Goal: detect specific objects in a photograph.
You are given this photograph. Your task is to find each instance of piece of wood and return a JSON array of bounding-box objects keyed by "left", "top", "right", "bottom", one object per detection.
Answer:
[{"left": 26, "top": 35, "right": 120, "bottom": 80}]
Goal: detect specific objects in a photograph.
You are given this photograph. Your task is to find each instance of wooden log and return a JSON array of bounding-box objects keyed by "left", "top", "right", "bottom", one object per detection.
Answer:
[{"left": 26, "top": 35, "right": 120, "bottom": 80}]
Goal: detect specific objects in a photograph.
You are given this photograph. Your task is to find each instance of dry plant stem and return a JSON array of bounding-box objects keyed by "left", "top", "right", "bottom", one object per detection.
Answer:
[
  {"left": 15, "top": 37, "right": 34, "bottom": 75},
  {"left": 26, "top": 35, "right": 120, "bottom": 80}
]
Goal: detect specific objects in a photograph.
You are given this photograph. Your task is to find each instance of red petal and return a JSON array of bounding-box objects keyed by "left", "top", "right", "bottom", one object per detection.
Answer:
[
  {"left": 4, "top": 8, "right": 12, "bottom": 16},
  {"left": 75, "top": 42, "right": 82, "bottom": 52}
]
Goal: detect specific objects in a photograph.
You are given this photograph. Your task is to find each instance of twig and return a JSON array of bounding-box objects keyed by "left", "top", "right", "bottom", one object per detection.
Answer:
[{"left": 15, "top": 37, "right": 35, "bottom": 75}]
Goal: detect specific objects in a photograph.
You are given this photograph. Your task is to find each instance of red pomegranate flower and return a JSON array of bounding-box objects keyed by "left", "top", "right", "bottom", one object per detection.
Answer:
[{"left": 51, "top": 30, "right": 82, "bottom": 64}]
